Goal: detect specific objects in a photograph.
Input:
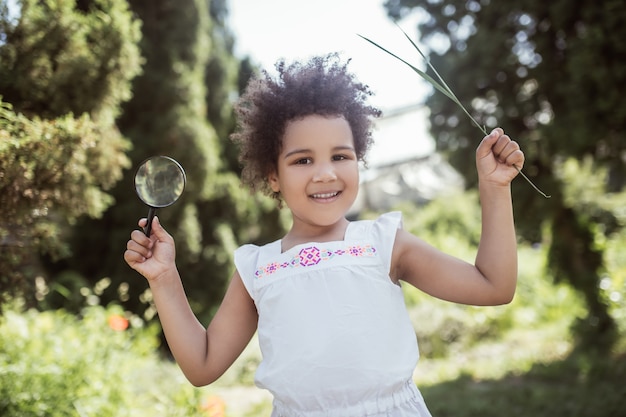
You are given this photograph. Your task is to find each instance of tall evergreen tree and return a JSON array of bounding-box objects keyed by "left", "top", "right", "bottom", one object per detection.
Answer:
[
  {"left": 64, "top": 0, "right": 282, "bottom": 325},
  {"left": 383, "top": 0, "right": 626, "bottom": 349},
  {"left": 0, "top": 0, "right": 142, "bottom": 304}
]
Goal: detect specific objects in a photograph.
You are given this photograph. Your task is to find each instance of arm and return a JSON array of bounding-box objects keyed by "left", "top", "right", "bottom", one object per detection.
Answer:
[
  {"left": 124, "top": 216, "right": 258, "bottom": 386},
  {"left": 392, "top": 128, "right": 523, "bottom": 306}
]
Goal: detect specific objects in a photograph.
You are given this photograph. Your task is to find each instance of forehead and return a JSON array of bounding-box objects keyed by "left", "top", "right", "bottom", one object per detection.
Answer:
[{"left": 281, "top": 115, "right": 353, "bottom": 150}]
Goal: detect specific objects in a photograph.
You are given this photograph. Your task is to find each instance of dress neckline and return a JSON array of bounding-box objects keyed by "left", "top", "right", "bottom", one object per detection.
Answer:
[{"left": 276, "top": 220, "right": 355, "bottom": 254}]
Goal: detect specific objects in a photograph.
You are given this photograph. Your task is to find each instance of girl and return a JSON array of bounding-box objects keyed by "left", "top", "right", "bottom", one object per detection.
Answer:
[{"left": 124, "top": 54, "right": 524, "bottom": 416}]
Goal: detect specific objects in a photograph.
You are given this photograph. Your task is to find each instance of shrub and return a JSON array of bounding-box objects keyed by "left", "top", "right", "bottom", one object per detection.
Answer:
[
  {"left": 384, "top": 191, "right": 584, "bottom": 358},
  {"left": 0, "top": 303, "right": 211, "bottom": 417}
]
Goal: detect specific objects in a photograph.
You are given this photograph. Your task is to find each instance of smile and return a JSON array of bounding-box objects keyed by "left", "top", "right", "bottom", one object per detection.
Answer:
[{"left": 311, "top": 191, "right": 340, "bottom": 199}]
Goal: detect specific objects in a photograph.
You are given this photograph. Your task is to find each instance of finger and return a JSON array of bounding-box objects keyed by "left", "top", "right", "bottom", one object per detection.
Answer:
[
  {"left": 504, "top": 149, "right": 525, "bottom": 169},
  {"left": 130, "top": 229, "right": 153, "bottom": 248},
  {"left": 124, "top": 248, "right": 147, "bottom": 265},
  {"left": 126, "top": 239, "right": 152, "bottom": 258},
  {"left": 491, "top": 134, "right": 511, "bottom": 156},
  {"left": 476, "top": 128, "right": 503, "bottom": 159},
  {"left": 138, "top": 218, "right": 148, "bottom": 228},
  {"left": 493, "top": 137, "right": 519, "bottom": 162},
  {"left": 494, "top": 138, "right": 522, "bottom": 165}
]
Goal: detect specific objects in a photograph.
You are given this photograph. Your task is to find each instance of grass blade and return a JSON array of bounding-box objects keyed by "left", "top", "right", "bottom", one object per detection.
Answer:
[
  {"left": 359, "top": 28, "right": 550, "bottom": 198},
  {"left": 357, "top": 34, "right": 458, "bottom": 104},
  {"left": 396, "top": 27, "right": 489, "bottom": 135}
]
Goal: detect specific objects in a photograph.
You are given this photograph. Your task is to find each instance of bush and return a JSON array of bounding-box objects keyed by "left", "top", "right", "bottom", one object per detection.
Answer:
[
  {"left": 380, "top": 191, "right": 585, "bottom": 359},
  {"left": 0, "top": 99, "right": 131, "bottom": 302},
  {"left": 0, "top": 303, "right": 213, "bottom": 417}
]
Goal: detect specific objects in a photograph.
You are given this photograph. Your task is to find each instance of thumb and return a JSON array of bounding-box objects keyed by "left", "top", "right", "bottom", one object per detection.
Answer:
[{"left": 150, "top": 216, "right": 172, "bottom": 241}]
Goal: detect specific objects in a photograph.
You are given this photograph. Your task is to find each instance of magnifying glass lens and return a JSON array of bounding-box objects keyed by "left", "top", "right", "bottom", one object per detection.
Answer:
[{"left": 134, "top": 156, "right": 186, "bottom": 236}]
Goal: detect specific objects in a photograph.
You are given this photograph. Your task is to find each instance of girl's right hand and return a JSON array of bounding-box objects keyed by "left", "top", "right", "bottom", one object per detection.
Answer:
[{"left": 124, "top": 216, "right": 176, "bottom": 281}]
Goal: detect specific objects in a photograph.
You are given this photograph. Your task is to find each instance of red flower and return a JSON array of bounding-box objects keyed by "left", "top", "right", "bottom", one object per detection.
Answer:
[
  {"left": 107, "top": 314, "right": 129, "bottom": 331},
  {"left": 200, "top": 395, "right": 225, "bottom": 417}
]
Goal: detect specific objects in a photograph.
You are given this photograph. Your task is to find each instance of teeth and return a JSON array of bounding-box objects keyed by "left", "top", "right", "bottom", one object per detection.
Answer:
[{"left": 312, "top": 192, "right": 338, "bottom": 199}]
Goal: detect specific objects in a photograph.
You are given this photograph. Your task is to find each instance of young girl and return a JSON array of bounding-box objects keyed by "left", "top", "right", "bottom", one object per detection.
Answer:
[{"left": 124, "top": 54, "right": 524, "bottom": 416}]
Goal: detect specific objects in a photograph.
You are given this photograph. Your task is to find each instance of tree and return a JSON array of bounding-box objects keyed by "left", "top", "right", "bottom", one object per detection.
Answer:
[
  {"left": 62, "top": 0, "right": 283, "bottom": 326},
  {"left": 383, "top": 0, "right": 626, "bottom": 349},
  {"left": 0, "top": 0, "right": 142, "bottom": 304}
]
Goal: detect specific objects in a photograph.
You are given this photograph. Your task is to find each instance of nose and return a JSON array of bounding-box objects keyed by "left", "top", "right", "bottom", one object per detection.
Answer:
[{"left": 312, "top": 161, "right": 337, "bottom": 183}]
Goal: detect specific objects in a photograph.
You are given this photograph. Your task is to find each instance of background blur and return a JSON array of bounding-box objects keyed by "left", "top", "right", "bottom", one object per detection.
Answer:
[{"left": 1, "top": 0, "right": 624, "bottom": 416}]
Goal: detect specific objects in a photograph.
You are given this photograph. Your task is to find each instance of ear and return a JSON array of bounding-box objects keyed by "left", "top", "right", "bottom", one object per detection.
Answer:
[{"left": 268, "top": 170, "right": 280, "bottom": 193}]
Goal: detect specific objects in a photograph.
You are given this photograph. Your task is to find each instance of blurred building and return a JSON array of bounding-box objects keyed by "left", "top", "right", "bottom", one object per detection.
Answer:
[{"left": 348, "top": 104, "right": 464, "bottom": 216}]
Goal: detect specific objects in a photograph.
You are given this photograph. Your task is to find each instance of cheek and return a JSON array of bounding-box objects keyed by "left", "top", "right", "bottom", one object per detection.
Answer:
[{"left": 343, "top": 163, "right": 360, "bottom": 182}]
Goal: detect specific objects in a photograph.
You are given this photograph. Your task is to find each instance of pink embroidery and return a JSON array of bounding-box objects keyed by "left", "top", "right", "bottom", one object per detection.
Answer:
[
  {"left": 255, "top": 244, "right": 377, "bottom": 279},
  {"left": 299, "top": 246, "right": 321, "bottom": 266}
]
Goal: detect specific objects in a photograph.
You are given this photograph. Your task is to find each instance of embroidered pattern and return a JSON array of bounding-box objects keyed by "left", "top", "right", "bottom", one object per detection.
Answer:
[{"left": 254, "top": 244, "right": 377, "bottom": 279}]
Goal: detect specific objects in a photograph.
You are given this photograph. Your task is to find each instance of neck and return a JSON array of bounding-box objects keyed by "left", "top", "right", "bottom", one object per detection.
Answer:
[{"left": 281, "top": 217, "right": 350, "bottom": 252}]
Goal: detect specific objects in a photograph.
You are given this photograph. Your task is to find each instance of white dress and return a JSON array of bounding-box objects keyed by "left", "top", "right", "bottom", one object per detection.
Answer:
[{"left": 234, "top": 212, "right": 432, "bottom": 417}]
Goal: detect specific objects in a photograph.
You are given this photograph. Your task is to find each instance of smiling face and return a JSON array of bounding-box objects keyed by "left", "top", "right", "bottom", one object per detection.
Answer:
[{"left": 268, "top": 114, "right": 359, "bottom": 238}]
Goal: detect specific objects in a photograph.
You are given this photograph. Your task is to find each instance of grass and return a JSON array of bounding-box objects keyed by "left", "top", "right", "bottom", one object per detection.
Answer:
[{"left": 422, "top": 349, "right": 626, "bottom": 417}]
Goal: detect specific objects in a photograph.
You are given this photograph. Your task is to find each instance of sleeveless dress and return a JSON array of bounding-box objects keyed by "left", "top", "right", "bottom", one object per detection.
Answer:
[{"left": 234, "top": 212, "right": 432, "bottom": 417}]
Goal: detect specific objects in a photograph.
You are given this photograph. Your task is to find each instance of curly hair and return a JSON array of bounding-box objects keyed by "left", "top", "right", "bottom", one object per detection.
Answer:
[{"left": 231, "top": 53, "right": 381, "bottom": 199}]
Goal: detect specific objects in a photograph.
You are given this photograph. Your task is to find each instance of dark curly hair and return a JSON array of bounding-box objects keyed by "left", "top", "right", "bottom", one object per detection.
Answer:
[{"left": 231, "top": 53, "right": 381, "bottom": 199}]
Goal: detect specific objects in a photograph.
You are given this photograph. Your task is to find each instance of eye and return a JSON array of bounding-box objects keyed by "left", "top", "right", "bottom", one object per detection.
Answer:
[
  {"left": 294, "top": 157, "right": 312, "bottom": 165},
  {"left": 332, "top": 154, "right": 351, "bottom": 161}
]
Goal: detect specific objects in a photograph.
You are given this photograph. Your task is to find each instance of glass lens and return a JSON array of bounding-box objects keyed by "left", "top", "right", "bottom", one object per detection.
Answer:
[{"left": 134, "top": 156, "right": 186, "bottom": 207}]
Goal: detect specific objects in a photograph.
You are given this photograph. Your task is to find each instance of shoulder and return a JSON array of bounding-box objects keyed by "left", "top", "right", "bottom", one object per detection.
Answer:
[
  {"left": 234, "top": 240, "right": 280, "bottom": 296},
  {"left": 348, "top": 212, "right": 404, "bottom": 272},
  {"left": 234, "top": 243, "right": 260, "bottom": 259},
  {"left": 376, "top": 211, "right": 403, "bottom": 229},
  {"left": 234, "top": 238, "right": 280, "bottom": 256},
  {"left": 349, "top": 211, "right": 402, "bottom": 235}
]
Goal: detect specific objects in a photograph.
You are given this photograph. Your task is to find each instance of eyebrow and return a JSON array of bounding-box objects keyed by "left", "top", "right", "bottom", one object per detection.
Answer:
[{"left": 283, "top": 145, "right": 356, "bottom": 159}]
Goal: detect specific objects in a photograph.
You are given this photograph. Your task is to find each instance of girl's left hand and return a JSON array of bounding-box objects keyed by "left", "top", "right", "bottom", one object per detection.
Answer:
[{"left": 476, "top": 128, "right": 525, "bottom": 187}]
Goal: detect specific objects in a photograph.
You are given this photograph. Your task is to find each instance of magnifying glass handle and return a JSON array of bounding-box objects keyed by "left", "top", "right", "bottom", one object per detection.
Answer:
[{"left": 145, "top": 207, "right": 157, "bottom": 236}]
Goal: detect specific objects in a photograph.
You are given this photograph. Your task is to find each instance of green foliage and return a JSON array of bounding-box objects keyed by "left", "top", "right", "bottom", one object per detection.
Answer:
[
  {"left": 547, "top": 157, "right": 625, "bottom": 348},
  {"left": 0, "top": 101, "right": 129, "bottom": 228},
  {"left": 604, "top": 228, "right": 626, "bottom": 334},
  {"left": 0, "top": 0, "right": 281, "bottom": 327},
  {"left": 421, "top": 350, "right": 626, "bottom": 417},
  {"left": 2, "top": 192, "right": 624, "bottom": 417},
  {"left": 0, "top": 0, "right": 142, "bottom": 304},
  {"left": 0, "top": 303, "right": 213, "bottom": 417},
  {"left": 383, "top": 0, "right": 626, "bottom": 349},
  {"left": 362, "top": 194, "right": 625, "bottom": 417},
  {"left": 388, "top": 193, "right": 584, "bottom": 359},
  {"left": 0, "top": 0, "right": 142, "bottom": 122},
  {"left": 242, "top": 401, "right": 273, "bottom": 417},
  {"left": 0, "top": 100, "right": 130, "bottom": 300},
  {"left": 399, "top": 190, "right": 482, "bottom": 249},
  {"left": 59, "top": 0, "right": 284, "bottom": 330}
]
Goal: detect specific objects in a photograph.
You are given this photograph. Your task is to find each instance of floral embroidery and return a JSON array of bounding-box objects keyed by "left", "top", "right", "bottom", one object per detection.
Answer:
[
  {"left": 254, "top": 244, "right": 377, "bottom": 279},
  {"left": 299, "top": 246, "right": 321, "bottom": 266}
]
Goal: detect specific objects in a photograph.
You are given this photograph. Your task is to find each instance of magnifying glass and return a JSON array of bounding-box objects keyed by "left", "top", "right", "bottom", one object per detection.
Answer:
[{"left": 134, "top": 156, "right": 186, "bottom": 236}]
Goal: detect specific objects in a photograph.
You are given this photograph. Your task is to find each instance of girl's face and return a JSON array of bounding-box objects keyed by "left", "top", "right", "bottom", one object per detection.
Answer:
[{"left": 268, "top": 114, "right": 359, "bottom": 232}]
